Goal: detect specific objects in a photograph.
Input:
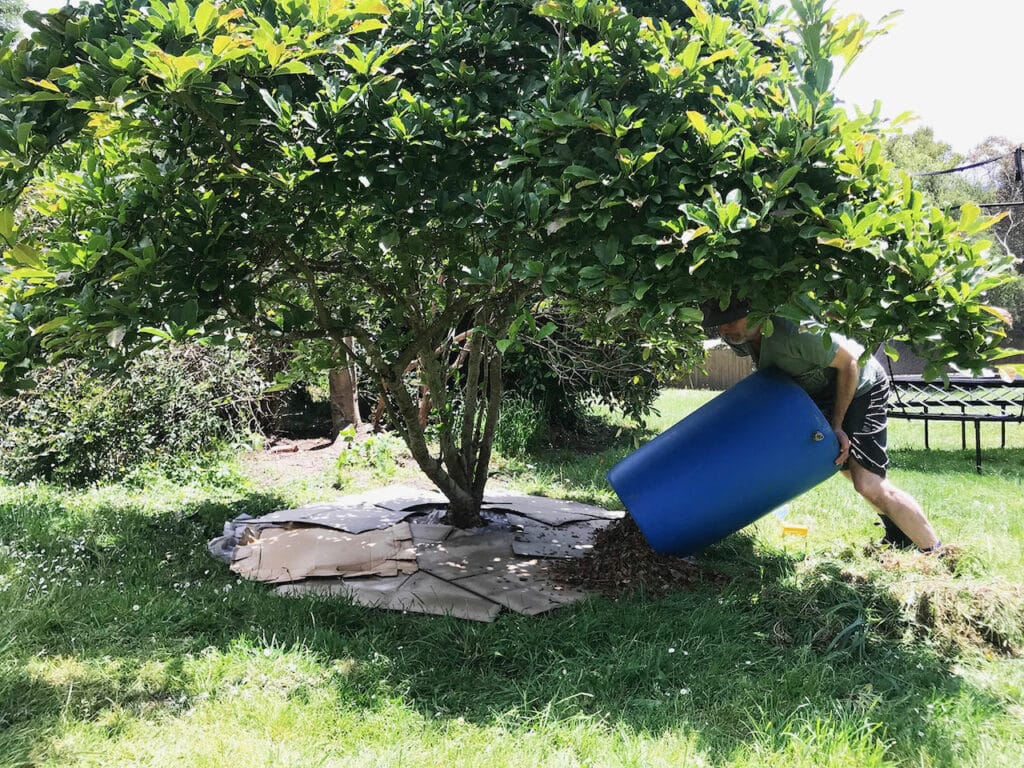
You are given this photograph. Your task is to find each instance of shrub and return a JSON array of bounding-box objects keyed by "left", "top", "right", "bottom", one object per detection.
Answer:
[
  {"left": 334, "top": 426, "right": 407, "bottom": 486},
  {"left": 0, "top": 345, "right": 269, "bottom": 485}
]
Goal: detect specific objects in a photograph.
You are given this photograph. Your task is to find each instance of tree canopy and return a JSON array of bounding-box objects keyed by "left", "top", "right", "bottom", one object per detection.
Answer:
[{"left": 0, "top": 0, "right": 1017, "bottom": 522}]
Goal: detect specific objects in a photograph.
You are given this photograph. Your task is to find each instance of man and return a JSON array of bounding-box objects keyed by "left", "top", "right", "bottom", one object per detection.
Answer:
[{"left": 701, "top": 297, "right": 943, "bottom": 554}]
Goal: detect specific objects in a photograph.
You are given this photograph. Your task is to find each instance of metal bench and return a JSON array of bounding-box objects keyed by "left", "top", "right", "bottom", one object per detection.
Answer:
[{"left": 886, "top": 374, "right": 1024, "bottom": 473}]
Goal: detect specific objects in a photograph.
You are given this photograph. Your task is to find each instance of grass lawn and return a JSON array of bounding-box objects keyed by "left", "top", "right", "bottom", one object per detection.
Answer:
[{"left": 2, "top": 390, "right": 1023, "bottom": 767}]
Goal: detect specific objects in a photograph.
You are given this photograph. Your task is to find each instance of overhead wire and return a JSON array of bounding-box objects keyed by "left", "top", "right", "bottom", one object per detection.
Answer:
[
  {"left": 910, "top": 153, "right": 1010, "bottom": 177},
  {"left": 912, "top": 147, "right": 1024, "bottom": 210}
]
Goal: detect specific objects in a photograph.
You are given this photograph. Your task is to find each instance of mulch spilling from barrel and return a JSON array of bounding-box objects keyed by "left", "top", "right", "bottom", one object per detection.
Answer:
[{"left": 553, "top": 514, "right": 726, "bottom": 597}]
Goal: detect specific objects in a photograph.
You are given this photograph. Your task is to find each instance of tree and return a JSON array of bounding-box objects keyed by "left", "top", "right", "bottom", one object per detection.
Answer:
[
  {"left": 886, "top": 129, "right": 1024, "bottom": 263},
  {"left": 0, "top": 0, "right": 1016, "bottom": 526},
  {"left": 885, "top": 127, "right": 994, "bottom": 212},
  {"left": 0, "top": 0, "right": 23, "bottom": 38},
  {"left": 886, "top": 129, "right": 1023, "bottom": 337},
  {"left": 968, "top": 136, "right": 1024, "bottom": 263}
]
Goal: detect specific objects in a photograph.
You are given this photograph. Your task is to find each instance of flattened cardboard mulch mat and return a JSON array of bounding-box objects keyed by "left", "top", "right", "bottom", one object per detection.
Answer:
[
  {"left": 209, "top": 484, "right": 648, "bottom": 622},
  {"left": 554, "top": 515, "right": 725, "bottom": 598}
]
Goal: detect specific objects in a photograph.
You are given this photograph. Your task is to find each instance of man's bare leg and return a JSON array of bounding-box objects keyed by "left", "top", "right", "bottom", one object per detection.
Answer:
[{"left": 842, "top": 459, "right": 940, "bottom": 549}]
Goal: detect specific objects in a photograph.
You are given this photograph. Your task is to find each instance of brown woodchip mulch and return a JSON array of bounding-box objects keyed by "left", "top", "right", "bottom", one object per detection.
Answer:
[{"left": 552, "top": 514, "right": 726, "bottom": 597}]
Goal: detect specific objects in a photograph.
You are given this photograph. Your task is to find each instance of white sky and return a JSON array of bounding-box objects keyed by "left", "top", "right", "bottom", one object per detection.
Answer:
[
  {"left": 828, "top": 0, "right": 1023, "bottom": 153},
  {"left": 22, "top": 0, "right": 1024, "bottom": 153}
]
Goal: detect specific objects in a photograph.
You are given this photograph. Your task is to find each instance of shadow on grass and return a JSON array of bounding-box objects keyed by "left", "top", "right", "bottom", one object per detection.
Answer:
[{"left": 1, "top": 486, "right": 1011, "bottom": 766}]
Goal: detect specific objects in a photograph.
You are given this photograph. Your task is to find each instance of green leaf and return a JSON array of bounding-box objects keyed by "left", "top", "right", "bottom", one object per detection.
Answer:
[
  {"left": 564, "top": 165, "right": 599, "bottom": 180},
  {"left": 388, "top": 115, "right": 408, "bottom": 138},
  {"left": 194, "top": 1, "right": 216, "bottom": 37},
  {"left": 536, "top": 321, "right": 556, "bottom": 339},
  {"left": 0, "top": 208, "right": 14, "bottom": 239},
  {"left": 680, "top": 40, "right": 702, "bottom": 69},
  {"left": 24, "top": 78, "right": 61, "bottom": 93},
  {"left": 980, "top": 305, "right": 1013, "bottom": 326},
  {"left": 354, "top": 0, "right": 390, "bottom": 15},
  {"left": 213, "top": 35, "right": 234, "bottom": 56},
  {"left": 686, "top": 111, "right": 708, "bottom": 136},
  {"left": 593, "top": 237, "right": 619, "bottom": 265},
  {"left": 16, "top": 122, "right": 32, "bottom": 153},
  {"left": 496, "top": 339, "right": 513, "bottom": 354},
  {"left": 140, "top": 158, "right": 163, "bottom": 184},
  {"left": 140, "top": 326, "right": 174, "bottom": 341},
  {"left": 922, "top": 362, "right": 943, "bottom": 382},
  {"left": 605, "top": 303, "right": 633, "bottom": 322},
  {"left": 6, "top": 267, "right": 53, "bottom": 280},
  {"left": 258, "top": 88, "right": 283, "bottom": 120},
  {"left": 350, "top": 18, "right": 386, "bottom": 34},
  {"left": 109, "top": 76, "right": 132, "bottom": 100},
  {"left": 776, "top": 165, "right": 801, "bottom": 189},
  {"left": 31, "top": 316, "right": 70, "bottom": 335},
  {"left": 9, "top": 244, "right": 44, "bottom": 269},
  {"left": 274, "top": 60, "right": 312, "bottom": 75}
]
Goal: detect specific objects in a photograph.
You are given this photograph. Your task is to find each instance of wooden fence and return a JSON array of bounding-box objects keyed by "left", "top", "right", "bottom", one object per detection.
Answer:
[{"left": 676, "top": 344, "right": 754, "bottom": 390}]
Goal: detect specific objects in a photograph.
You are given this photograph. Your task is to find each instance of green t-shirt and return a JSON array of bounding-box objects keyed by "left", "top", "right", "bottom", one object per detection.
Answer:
[{"left": 726, "top": 317, "right": 883, "bottom": 400}]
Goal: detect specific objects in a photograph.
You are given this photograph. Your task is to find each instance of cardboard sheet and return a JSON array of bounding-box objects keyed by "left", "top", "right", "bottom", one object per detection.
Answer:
[
  {"left": 276, "top": 572, "right": 502, "bottom": 622},
  {"left": 510, "top": 518, "right": 614, "bottom": 559},
  {"left": 217, "top": 486, "right": 627, "bottom": 621},
  {"left": 483, "top": 491, "right": 625, "bottom": 525},
  {"left": 454, "top": 558, "right": 589, "bottom": 615},
  {"left": 415, "top": 531, "right": 519, "bottom": 580},
  {"left": 231, "top": 522, "right": 416, "bottom": 583}
]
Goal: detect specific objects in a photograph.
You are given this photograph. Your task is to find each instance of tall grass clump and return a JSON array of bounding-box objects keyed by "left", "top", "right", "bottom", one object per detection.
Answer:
[{"left": 494, "top": 396, "right": 547, "bottom": 458}]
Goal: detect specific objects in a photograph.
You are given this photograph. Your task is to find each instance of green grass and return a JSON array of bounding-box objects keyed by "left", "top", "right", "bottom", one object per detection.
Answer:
[{"left": 2, "top": 392, "right": 1024, "bottom": 767}]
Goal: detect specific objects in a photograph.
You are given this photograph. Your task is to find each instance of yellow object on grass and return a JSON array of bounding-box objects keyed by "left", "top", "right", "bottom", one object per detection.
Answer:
[{"left": 772, "top": 505, "right": 810, "bottom": 536}]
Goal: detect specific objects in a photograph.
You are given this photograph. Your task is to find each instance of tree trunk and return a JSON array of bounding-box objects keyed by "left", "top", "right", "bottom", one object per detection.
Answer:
[
  {"left": 328, "top": 345, "right": 360, "bottom": 436},
  {"left": 444, "top": 486, "right": 485, "bottom": 529},
  {"left": 364, "top": 319, "right": 512, "bottom": 529}
]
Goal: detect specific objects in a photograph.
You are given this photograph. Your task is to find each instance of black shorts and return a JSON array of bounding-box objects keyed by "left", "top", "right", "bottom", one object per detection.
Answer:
[{"left": 814, "top": 378, "right": 890, "bottom": 478}]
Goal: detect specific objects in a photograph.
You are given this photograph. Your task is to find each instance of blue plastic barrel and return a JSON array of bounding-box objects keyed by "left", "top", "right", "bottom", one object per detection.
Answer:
[{"left": 607, "top": 368, "right": 839, "bottom": 556}]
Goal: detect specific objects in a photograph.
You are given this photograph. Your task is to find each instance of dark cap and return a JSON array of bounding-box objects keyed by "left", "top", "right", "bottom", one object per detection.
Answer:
[{"left": 699, "top": 297, "right": 752, "bottom": 328}]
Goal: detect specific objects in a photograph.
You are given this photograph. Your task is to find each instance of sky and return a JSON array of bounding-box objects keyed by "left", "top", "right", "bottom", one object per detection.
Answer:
[
  {"left": 20, "top": 0, "right": 1024, "bottom": 154},
  {"left": 824, "top": 0, "right": 1023, "bottom": 154}
]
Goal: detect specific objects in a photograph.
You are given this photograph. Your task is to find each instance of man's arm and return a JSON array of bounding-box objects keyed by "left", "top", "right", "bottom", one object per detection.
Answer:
[{"left": 829, "top": 346, "right": 860, "bottom": 465}]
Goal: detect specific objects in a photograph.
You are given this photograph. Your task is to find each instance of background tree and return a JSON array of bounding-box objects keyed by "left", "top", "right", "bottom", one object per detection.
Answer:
[
  {"left": 885, "top": 129, "right": 1023, "bottom": 342},
  {"left": 0, "top": 0, "right": 23, "bottom": 38},
  {"left": 885, "top": 127, "right": 994, "bottom": 211},
  {"left": 885, "top": 128, "right": 1023, "bottom": 263},
  {"left": 0, "top": 0, "right": 1016, "bottom": 525},
  {"left": 968, "top": 136, "right": 1024, "bottom": 263}
]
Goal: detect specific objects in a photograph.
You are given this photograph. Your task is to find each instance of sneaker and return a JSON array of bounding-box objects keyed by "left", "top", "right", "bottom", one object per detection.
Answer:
[
  {"left": 875, "top": 515, "right": 916, "bottom": 549},
  {"left": 918, "top": 541, "right": 944, "bottom": 556}
]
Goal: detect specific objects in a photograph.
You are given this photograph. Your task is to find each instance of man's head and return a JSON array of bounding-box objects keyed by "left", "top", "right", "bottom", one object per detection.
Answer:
[{"left": 700, "top": 296, "right": 759, "bottom": 344}]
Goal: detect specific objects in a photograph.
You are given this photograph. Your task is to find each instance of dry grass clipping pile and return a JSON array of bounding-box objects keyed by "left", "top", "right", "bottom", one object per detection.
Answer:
[{"left": 900, "top": 579, "right": 1024, "bottom": 656}]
